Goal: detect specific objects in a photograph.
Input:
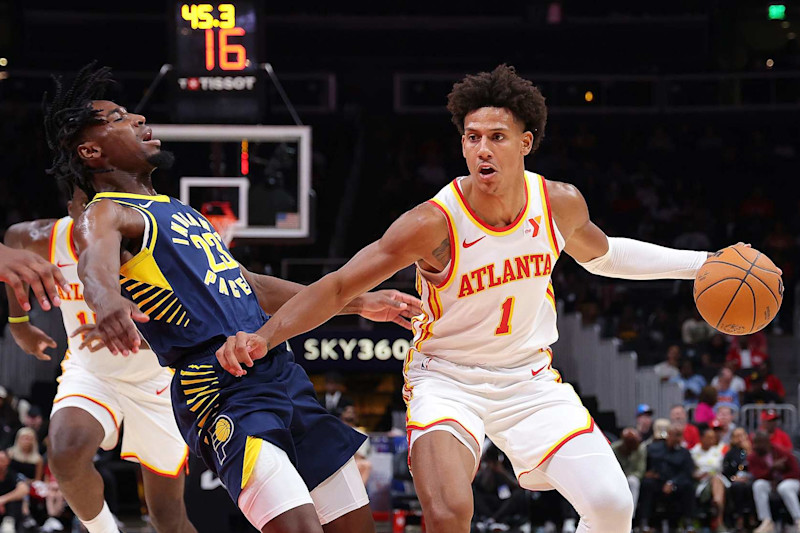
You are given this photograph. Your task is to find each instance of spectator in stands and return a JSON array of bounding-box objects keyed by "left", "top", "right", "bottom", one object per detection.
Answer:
[
  {"left": 0, "top": 389, "right": 19, "bottom": 450},
  {"left": 751, "top": 360, "right": 785, "bottom": 401},
  {"left": 694, "top": 386, "right": 718, "bottom": 428},
  {"left": 670, "top": 404, "right": 701, "bottom": 449},
  {"left": 5, "top": 427, "right": 42, "bottom": 482},
  {"left": 744, "top": 371, "right": 783, "bottom": 405},
  {"left": 611, "top": 428, "right": 645, "bottom": 516},
  {"left": 472, "top": 444, "right": 528, "bottom": 532},
  {"left": 319, "top": 371, "right": 353, "bottom": 416},
  {"left": 20, "top": 406, "right": 46, "bottom": 453},
  {"left": 635, "top": 404, "right": 654, "bottom": 441},
  {"left": 757, "top": 409, "right": 793, "bottom": 452},
  {"left": 712, "top": 366, "right": 744, "bottom": 409},
  {"left": 654, "top": 345, "right": 681, "bottom": 382},
  {"left": 705, "top": 334, "right": 729, "bottom": 370},
  {"left": 0, "top": 450, "right": 27, "bottom": 526},
  {"left": 714, "top": 406, "right": 738, "bottom": 446},
  {"left": 723, "top": 428, "right": 755, "bottom": 531},
  {"left": 691, "top": 427, "right": 728, "bottom": 530},
  {"left": 639, "top": 424, "right": 696, "bottom": 531},
  {"left": 749, "top": 431, "right": 800, "bottom": 533},
  {"left": 682, "top": 309, "right": 716, "bottom": 348},
  {"left": 726, "top": 335, "right": 768, "bottom": 371},
  {"left": 339, "top": 405, "right": 372, "bottom": 485},
  {"left": 669, "top": 359, "right": 707, "bottom": 403}
]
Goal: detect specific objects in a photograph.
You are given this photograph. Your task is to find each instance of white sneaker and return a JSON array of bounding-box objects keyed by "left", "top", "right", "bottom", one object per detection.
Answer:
[
  {"left": 41, "top": 517, "right": 65, "bottom": 532},
  {"left": 0, "top": 516, "right": 15, "bottom": 533},
  {"left": 754, "top": 518, "right": 775, "bottom": 533}
]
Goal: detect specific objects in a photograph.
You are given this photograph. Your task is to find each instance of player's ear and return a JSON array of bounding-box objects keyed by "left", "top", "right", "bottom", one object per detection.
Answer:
[
  {"left": 521, "top": 131, "right": 533, "bottom": 156},
  {"left": 77, "top": 141, "right": 102, "bottom": 162},
  {"left": 461, "top": 134, "right": 467, "bottom": 158}
]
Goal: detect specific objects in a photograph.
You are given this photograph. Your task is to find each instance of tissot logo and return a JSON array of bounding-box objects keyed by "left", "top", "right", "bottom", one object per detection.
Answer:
[{"left": 178, "top": 76, "right": 257, "bottom": 91}]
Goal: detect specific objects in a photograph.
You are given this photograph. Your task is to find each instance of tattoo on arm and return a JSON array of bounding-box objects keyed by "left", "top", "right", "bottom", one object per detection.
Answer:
[{"left": 432, "top": 238, "right": 451, "bottom": 266}]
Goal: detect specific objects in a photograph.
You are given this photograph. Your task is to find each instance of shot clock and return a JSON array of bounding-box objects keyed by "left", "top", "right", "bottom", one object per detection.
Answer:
[{"left": 171, "top": 1, "right": 262, "bottom": 123}]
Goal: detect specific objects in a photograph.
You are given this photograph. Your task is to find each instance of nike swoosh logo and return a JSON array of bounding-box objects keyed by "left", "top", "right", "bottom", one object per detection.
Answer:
[
  {"left": 56, "top": 262, "right": 74, "bottom": 268},
  {"left": 531, "top": 365, "right": 549, "bottom": 377},
  {"left": 463, "top": 236, "right": 486, "bottom": 248},
  {"left": 139, "top": 201, "right": 154, "bottom": 208},
  {"left": 156, "top": 384, "right": 169, "bottom": 395}
]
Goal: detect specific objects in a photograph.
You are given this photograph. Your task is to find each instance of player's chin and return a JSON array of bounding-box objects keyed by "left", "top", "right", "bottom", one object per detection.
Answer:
[{"left": 144, "top": 149, "right": 175, "bottom": 170}]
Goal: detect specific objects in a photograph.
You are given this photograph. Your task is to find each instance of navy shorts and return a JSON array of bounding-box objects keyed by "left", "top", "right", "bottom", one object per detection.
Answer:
[{"left": 171, "top": 342, "right": 365, "bottom": 503}]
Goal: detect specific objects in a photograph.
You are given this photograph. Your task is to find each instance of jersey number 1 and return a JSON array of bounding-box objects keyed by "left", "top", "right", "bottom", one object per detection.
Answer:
[
  {"left": 495, "top": 297, "right": 515, "bottom": 336},
  {"left": 76, "top": 310, "right": 97, "bottom": 340}
]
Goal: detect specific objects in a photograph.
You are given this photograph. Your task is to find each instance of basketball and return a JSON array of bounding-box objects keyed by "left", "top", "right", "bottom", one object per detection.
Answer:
[{"left": 694, "top": 244, "right": 783, "bottom": 335}]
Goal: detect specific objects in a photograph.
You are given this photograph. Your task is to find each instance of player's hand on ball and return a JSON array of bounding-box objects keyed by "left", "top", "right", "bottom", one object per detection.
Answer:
[
  {"left": 357, "top": 289, "right": 422, "bottom": 330},
  {"left": 216, "top": 331, "right": 268, "bottom": 377},
  {"left": 93, "top": 296, "right": 149, "bottom": 356}
]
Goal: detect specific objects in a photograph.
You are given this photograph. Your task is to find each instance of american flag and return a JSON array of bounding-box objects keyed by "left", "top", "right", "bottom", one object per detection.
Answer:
[{"left": 276, "top": 212, "right": 300, "bottom": 229}]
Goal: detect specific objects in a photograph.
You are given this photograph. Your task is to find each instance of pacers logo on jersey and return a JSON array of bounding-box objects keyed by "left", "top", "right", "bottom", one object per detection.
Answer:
[{"left": 211, "top": 415, "right": 235, "bottom": 465}]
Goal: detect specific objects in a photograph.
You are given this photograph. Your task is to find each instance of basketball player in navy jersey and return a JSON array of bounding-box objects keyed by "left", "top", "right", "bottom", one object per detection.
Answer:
[{"left": 43, "top": 64, "right": 419, "bottom": 533}]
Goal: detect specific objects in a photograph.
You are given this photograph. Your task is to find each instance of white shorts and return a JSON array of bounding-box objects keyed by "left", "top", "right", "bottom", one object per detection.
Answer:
[
  {"left": 51, "top": 359, "right": 188, "bottom": 477},
  {"left": 405, "top": 352, "right": 592, "bottom": 481},
  {"left": 238, "top": 439, "right": 368, "bottom": 529}
]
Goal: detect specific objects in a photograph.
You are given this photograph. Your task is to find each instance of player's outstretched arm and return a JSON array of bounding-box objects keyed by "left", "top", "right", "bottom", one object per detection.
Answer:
[
  {"left": 1, "top": 223, "right": 68, "bottom": 312},
  {"left": 3, "top": 221, "right": 60, "bottom": 360},
  {"left": 73, "top": 200, "right": 149, "bottom": 356},
  {"left": 550, "top": 180, "right": 709, "bottom": 280},
  {"left": 217, "top": 203, "right": 447, "bottom": 376},
  {"left": 241, "top": 268, "right": 421, "bottom": 328}
]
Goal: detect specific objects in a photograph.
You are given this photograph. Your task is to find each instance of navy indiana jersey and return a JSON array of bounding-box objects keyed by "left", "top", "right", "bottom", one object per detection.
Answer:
[{"left": 87, "top": 192, "right": 267, "bottom": 366}]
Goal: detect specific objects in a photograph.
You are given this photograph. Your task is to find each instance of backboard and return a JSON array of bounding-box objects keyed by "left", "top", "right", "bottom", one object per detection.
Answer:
[{"left": 151, "top": 124, "right": 312, "bottom": 239}]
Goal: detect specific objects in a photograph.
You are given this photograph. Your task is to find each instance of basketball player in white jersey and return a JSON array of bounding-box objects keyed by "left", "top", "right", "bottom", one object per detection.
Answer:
[
  {"left": 4, "top": 186, "right": 196, "bottom": 533},
  {"left": 216, "top": 64, "right": 716, "bottom": 532}
]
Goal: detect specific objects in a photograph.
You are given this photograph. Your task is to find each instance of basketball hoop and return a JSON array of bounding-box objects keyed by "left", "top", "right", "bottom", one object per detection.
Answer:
[{"left": 201, "top": 201, "right": 238, "bottom": 247}]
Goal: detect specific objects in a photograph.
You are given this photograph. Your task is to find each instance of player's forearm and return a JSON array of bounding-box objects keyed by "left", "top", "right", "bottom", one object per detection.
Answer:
[
  {"left": 79, "top": 246, "right": 122, "bottom": 312},
  {"left": 577, "top": 237, "right": 709, "bottom": 280},
  {"left": 257, "top": 274, "right": 361, "bottom": 348},
  {"left": 3, "top": 232, "right": 32, "bottom": 317},
  {"left": 246, "top": 272, "right": 363, "bottom": 316}
]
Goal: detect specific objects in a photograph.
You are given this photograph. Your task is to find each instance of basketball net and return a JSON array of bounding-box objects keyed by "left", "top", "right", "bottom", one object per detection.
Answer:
[{"left": 201, "top": 201, "right": 237, "bottom": 248}]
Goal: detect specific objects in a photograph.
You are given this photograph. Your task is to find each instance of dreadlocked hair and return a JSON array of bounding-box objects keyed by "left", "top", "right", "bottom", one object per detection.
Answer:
[
  {"left": 447, "top": 64, "right": 547, "bottom": 154},
  {"left": 42, "top": 62, "right": 115, "bottom": 200}
]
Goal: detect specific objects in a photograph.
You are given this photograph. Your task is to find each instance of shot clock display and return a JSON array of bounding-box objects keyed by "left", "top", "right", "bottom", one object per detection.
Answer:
[{"left": 172, "top": 1, "right": 261, "bottom": 122}]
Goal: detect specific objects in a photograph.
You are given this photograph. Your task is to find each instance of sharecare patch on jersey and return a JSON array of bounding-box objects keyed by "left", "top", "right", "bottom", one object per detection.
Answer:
[{"left": 457, "top": 253, "right": 553, "bottom": 298}]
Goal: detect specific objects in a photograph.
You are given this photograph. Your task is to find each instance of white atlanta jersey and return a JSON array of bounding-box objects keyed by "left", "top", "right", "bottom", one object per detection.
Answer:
[
  {"left": 50, "top": 216, "right": 164, "bottom": 381},
  {"left": 410, "top": 171, "right": 565, "bottom": 370}
]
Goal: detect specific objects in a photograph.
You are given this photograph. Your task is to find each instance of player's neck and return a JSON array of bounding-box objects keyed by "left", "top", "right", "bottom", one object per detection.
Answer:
[
  {"left": 462, "top": 173, "right": 526, "bottom": 228},
  {"left": 94, "top": 171, "right": 157, "bottom": 196}
]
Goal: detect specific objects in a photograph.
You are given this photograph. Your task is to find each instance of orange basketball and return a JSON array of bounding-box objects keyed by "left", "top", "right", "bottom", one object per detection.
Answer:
[{"left": 693, "top": 244, "right": 783, "bottom": 335}]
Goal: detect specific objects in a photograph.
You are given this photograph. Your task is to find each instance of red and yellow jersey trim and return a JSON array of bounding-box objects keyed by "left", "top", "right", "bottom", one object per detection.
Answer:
[
  {"left": 406, "top": 417, "right": 482, "bottom": 476},
  {"left": 48, "top": 218, "right": 61, "bottom": 264},
  {"left": 518, "top": 412, "right": 594, "bottom": 479},
  {"left": 538, "top": 175, "right": 561, "bottom": 258},
  {"left": 545, "top": 281, "right": 556, "bottom": 313},
  {"left": 451, "top": 176, "right": 530, "bottom": 237},
  {"left": 53, "top": 393, "right": 120, "bottom": 430},
  {"left": 426, "top": 199, "right": 460, "bottom": 291},
  {"left": 65, "top": 219, "right": 79, "bottom": 263},
  {"left": 120, "top": 446, "right": 189, "bottom": 479}
]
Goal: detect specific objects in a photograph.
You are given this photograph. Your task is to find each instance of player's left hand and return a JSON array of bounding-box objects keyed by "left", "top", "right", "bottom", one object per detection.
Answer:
[
  {"left": 216, "top": 331, "right": 269, "bottom": 377},
  {"left": 357, "top": 289, "right": 422, "bottom": 329}
]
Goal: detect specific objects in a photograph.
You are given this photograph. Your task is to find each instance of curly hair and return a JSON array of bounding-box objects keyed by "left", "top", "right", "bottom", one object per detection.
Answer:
[
  {"left": 447, "top": 64, "right": 547, "bottom": 153},
  {"left": 42, "top": 62, "right": 115, "bottom": 199}
]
